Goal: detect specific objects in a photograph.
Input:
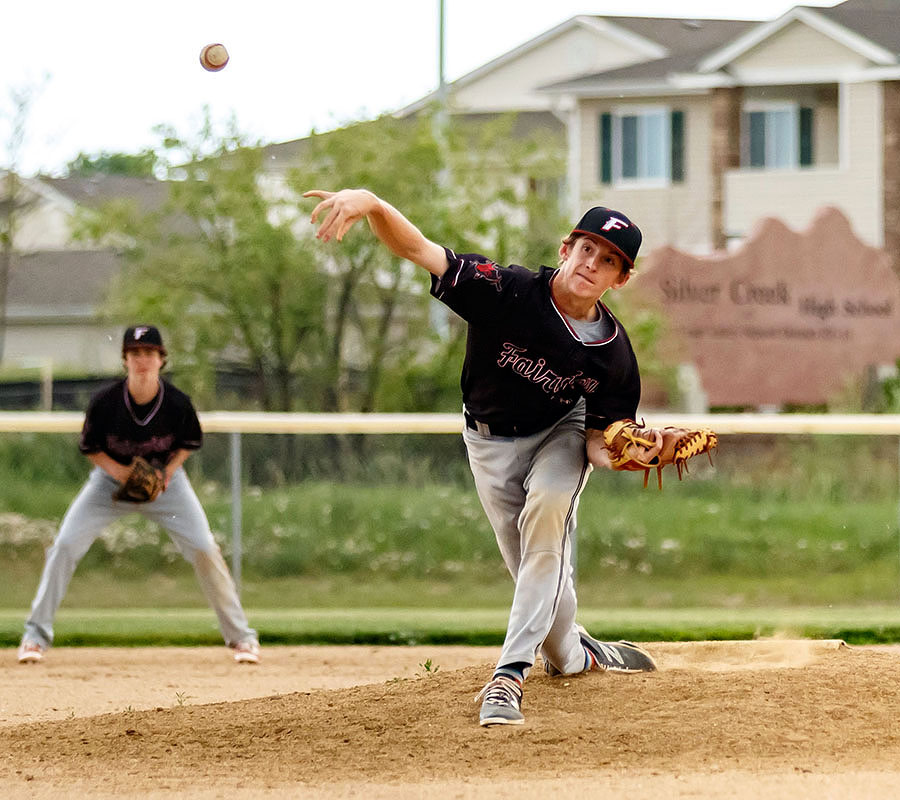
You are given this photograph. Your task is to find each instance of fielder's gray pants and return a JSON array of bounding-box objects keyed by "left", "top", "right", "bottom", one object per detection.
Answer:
[
  {"left": 22, "top": 466, "right": 257, "bottom": 649},
  {"left": 463, "top": 402, "right": 592, "bottom": 677}
]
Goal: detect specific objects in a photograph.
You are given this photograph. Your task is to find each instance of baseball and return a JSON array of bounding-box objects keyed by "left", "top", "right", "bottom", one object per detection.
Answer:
[{"left": 199, "top": 43, "right": 229, "bottom": 72}]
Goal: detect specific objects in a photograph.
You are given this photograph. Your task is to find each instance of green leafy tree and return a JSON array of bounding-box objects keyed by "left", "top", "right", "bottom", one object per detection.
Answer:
[
  {"left": 880, "top": 359, "right": 900, "bottom": 412},
  {"left": 287, "top": 114, "right": 449, "bottom": 411},
  {"left": 74, "top": 116, "right": 328, "bottom": 412},
  {"left": 0, "top": 83, "right": 44, "bottom": 364},
  {"left": 288, "top": 109, "right": 570, "bottom": 412},
  {"left": 75, "top": 106, "right": 665, "bottom": 419},
  {"left": 66, "top": 149, "right": 160, "bottom": 177}
]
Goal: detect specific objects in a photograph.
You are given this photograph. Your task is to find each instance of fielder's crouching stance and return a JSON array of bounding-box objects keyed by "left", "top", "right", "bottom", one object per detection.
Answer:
[
  {"left": 17, "top": 326, "right": 260, "bottom": 665},
  {"left": 305, "top": 188, "right": 708, "bottom": 727}
]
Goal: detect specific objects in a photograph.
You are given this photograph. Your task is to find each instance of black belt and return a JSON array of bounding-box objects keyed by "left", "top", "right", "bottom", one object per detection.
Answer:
[{"left": 464, "top": 412, "right": 520, "bottom": 438}]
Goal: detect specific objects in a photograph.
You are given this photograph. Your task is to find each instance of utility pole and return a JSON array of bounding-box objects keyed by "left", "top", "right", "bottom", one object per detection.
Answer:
[
  {"left": 431, "top": 0, "right": 452, "bottom": 338},
  {"left": 436, "top": 0, "right": 448, "bottom": 129}
]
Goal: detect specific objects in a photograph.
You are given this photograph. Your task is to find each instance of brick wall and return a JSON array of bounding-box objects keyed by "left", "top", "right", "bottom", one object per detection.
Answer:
[
  {"left": 883, "top": 81, "right": 900, "bottom": 277},
  {"left": 710, "top": 87, "right": 742, "bottom": 251}
]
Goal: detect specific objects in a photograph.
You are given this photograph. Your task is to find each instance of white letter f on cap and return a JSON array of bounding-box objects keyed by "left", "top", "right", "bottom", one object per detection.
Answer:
[{"left": 602, "top": 217, "right": 629, "bottom": 231}]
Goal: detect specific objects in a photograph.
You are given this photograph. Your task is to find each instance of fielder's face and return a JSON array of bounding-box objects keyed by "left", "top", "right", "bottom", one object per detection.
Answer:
[
  {"left": 556, "top": 235, "right": 630, "bottom": 301},
  {"left": 124, "top": 347, "right": 164, "bottom": 379}
]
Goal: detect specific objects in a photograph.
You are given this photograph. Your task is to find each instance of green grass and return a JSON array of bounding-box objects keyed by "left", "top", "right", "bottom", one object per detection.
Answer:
[
  {"left": 1, "top": 432, "right": 899, "bottom": 647},
  {"left": 3, "top": 605, "right": 900, "bottom": 647}
]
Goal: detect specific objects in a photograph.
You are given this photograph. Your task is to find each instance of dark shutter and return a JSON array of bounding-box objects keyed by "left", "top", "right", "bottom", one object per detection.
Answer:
[
  {"left": 600, "top": 113, "right": 612, "bottom": 184},
  {"left": 799, "top": 107, "right": 813, "bottom": 166},
  {"left": 671, "top": 110, "right": 685, "bottom": 182},
  {"left": 748, "top": 111, "right": 766, "bottom": 167}
]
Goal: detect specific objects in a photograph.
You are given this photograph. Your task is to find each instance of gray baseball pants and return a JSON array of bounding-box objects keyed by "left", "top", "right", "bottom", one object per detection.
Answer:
[
  {"left": 463, "top": 402, "right": 592, "bottom": 677},
  {"left": 22, "top": 466, "right": 257, "bottom": 649}
]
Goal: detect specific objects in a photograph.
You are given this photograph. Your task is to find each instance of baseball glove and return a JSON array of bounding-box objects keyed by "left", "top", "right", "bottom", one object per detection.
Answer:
[
  {"left": 603, "top": 419, "right": 717, "bottom": 490},
  {"left": 113, "top": 456, "right": 165, "bottom": 503}
]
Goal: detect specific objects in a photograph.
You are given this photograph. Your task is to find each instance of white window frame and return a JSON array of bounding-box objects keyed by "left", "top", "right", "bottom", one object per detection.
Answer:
[
  {"left": 741, "top": 101, "right": 800, "bottom": 170},
  {"left": 611, "top": 104, "right": 671, "bottom": 188}
]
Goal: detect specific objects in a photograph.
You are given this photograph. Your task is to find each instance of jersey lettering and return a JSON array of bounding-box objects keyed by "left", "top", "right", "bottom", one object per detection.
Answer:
[
  {"left": 106, "top": 433, "right": 177, "bottom": 463},
  {"left": 497, "top": 343, "right": 598, "bottom": 398}
]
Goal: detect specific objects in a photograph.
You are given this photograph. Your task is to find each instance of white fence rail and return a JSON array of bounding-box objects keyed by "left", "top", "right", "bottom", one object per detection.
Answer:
[
  {"left": 0, "top": 411, "right": 899, "bottom": 435},
  {"left": 2, "top": 412, "right": 899, "bottom": 594}
]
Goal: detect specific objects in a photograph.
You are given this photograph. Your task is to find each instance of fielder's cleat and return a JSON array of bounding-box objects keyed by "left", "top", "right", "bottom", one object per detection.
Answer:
[
  {"left": 17, "top": 641, "right": 44, "bottom": 664},
  {"left": 475, "top": 675, "right": 525, "bottom": 726},
  {"left": 233, "top": 640, "right": 260, "bottom": 664},
  {"left": 577, "top": 625, "right": 657, "bottom": 673}
]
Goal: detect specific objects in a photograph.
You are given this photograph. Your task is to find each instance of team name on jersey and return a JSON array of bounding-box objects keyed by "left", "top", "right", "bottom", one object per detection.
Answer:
[
  {"left": 106, "top": 433, "right": 176, "bottom": 462},
  {"left": 497, "top": 343, "right": 600, "bottom": 397}
]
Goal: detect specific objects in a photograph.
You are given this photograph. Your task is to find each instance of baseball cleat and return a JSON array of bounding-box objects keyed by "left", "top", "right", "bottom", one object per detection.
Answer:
[
  {"left": 543, "top": 658, "right": 562, "bottom": 677},
  {"left": 577, "top": 625, "right": 657, "bottom": 673},
  {"left": 17, "top": 641, "right": 44, "bottom": 664},
  {"left": 233, "top": 640, "right": 260, "bottom": 664},
  {"left": 476, "top": 675, "right": 525, "bottom": 726}
]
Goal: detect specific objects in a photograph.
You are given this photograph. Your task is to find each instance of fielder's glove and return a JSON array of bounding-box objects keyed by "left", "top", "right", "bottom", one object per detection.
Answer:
[
  {"left": 113, "top": 456, "right": 165, "bottom": 503},
  {"left": 602, "top": 419, "right": 718, "bottom": 490}
]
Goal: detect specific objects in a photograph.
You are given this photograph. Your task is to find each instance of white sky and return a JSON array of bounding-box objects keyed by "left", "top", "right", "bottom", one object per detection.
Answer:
[{"left": 2, "top": 0, "right": 842, "bottom": 176}]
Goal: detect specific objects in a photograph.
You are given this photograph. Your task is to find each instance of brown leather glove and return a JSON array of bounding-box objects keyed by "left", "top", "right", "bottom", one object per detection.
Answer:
[
  {"left": 603, "top": 419, "right": 718, "bottom": 489},
  {"left": 112, "top": 457, "right": 165, "bottom": 502}
]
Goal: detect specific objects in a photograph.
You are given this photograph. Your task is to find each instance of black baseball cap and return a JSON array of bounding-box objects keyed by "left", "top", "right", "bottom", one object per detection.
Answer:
[
  {"left": 571, "top": 207, "right": 642, "bottom": 267},
  {"left": 122, "top": 325, "right": 167, "bottom": 356}
]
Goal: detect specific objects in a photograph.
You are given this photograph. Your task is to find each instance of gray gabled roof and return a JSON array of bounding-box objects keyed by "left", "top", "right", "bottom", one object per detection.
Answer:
[
  {"left": 8, "top": 249, "right": 121, "bottom": 317},
  {"left": 816, "top": 0, "right": 900, "bottom": 55},
  {"left": 539, "top": 16, "right": 756, "bottom": 93},
  {"left": 541, "top": 0, "right": 900, "bottom": 94},
  {"left": 594, "top": 16, "right": 758, "bottom": 54},
  {"left": 542, "top": 51, "right": 717, "bottom": 93},
  {"left": 43, "top": 175, "right": 169, "bottom": 214}
]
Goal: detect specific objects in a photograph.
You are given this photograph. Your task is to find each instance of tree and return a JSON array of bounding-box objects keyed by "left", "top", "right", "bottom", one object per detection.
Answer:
[
  {"left": 74, "top": 115, "right": 328, "bottom": 412},
  {"left": 66, "top": 149, "right": 160, "bottom": 178},
  {"left": 77, "top": 106, "right": 650, "bottom": 419},
  {"left": 286, "top": 114, "right": 448, "bottom": 411},
  {"left": 0, "top": 83, "right": 42, "bottom": 364},
  {"left": 287, "top": 109, "right": 570, "bottom": 412}
]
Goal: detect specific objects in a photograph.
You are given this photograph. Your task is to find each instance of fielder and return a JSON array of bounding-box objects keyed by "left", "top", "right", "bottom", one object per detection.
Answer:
[
  {"left": 305, "top": 189, "right": 714, "bottom": 727},
  {"left": 17, "top": 326, "right": 260, "bottom": 665}
]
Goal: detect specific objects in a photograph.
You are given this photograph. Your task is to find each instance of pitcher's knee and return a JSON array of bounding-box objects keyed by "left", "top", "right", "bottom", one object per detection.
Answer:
[
  {"left": 528, "top": 475, "right": 579, "bottom": 511},
  {"left": 47, "top": 536, "right": 88, "bottom": 566},
  {"left": 192, "top": 545, "right": 228, "bottom": 571},
  {"left": 520, "top": 489, "right": 574, "bottom": 538}
]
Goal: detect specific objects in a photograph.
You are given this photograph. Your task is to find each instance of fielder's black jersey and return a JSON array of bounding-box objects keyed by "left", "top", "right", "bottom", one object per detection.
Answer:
[
  {"left": 79, "top": 379, "right": 203, "bottom": 468},
  {"left": 430, "top": 248, "right": 641, "bottom": 434}
]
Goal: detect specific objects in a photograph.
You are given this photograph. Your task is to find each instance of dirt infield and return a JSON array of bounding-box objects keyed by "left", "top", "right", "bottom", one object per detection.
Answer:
[{"left": 3, "top": 641, "right": 900, "bottom": 798}]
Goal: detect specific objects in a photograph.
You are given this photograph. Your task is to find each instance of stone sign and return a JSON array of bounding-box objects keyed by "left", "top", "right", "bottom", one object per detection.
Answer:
[{"left": 635, "top": 207, "right": 900, "bottom": 407}]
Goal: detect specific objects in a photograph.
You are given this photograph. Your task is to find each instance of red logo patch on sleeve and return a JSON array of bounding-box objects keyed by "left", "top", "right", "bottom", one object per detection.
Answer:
[{"left": 473, "top": 260, "right": 502, "bottom": 292}]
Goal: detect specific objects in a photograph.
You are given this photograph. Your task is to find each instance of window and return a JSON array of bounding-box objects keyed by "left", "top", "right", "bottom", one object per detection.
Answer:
[
  {"left": 741, "top": 103, "right": 813, "bottom": 169},
  {"left": 599, "top": 108, "right": 684, "bottom": 185}
]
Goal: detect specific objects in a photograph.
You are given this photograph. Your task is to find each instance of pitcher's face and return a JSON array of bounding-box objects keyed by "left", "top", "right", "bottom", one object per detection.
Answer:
[{"left": 557, "top": 235, "right": 630, "bottom": 300}]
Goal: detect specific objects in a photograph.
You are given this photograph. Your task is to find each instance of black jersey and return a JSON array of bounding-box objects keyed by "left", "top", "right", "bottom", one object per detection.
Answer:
[
  {"left": 430, "top": 248, "right": 641, "bottom": 434},
  {"left": 78, "top": 379, "right": 203, "bottom": 468}
]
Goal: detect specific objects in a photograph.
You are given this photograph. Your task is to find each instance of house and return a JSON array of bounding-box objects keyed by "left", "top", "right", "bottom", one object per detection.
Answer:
[
  {"left": 1, "top": 174, "right": 169, "bottom": 374},
  {"left": 406, "top": 1, "right": 900, "bottom": 264},
  {"left": 394, "top": 1, "right": 900, "bottom": 409}
]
